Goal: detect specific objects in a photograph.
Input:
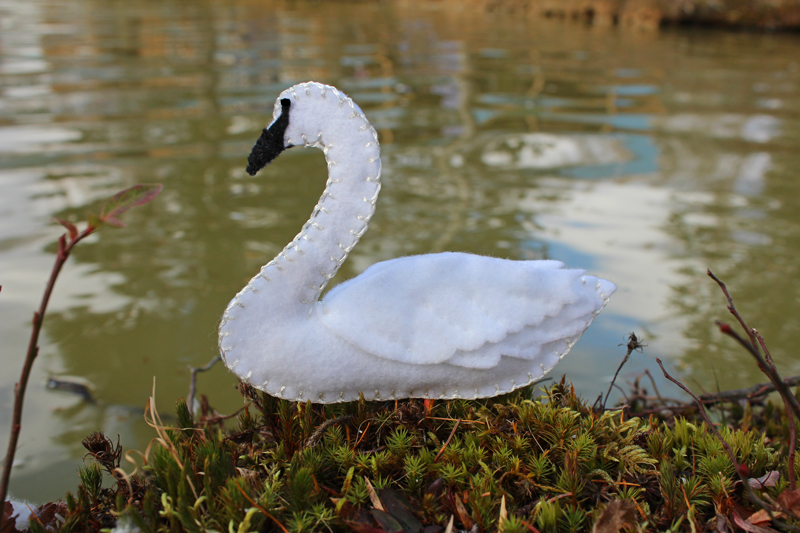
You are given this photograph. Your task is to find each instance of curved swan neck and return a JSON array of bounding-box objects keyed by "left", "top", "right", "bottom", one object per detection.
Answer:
[{"left": 257, "top": 83, "right": 382, "bottom": 309}]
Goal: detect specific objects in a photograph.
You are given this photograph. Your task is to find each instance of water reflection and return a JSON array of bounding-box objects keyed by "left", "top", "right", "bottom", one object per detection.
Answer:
[{"left": 1, "top": 0, "right": 800, "bottom": 501}]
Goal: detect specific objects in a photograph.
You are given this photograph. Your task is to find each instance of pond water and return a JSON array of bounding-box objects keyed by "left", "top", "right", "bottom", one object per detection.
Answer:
[{"left": 1, "top": 0, "right": 800, "bottom": 502}]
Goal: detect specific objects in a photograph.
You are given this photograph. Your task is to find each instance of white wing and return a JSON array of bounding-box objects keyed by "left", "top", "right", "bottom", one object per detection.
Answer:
[{"left": 317, "top": 252, "right": 615, "bottom": 369}]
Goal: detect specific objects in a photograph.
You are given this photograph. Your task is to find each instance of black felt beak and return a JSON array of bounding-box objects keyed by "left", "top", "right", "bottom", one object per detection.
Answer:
[{"left": 245, "top": 98, "right": 292, "bottom": 176}]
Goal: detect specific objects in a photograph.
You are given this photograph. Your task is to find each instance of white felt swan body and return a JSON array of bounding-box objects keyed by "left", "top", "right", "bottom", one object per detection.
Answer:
[{"left": 219, "top": 81, "right": 616, "bottom": 403}]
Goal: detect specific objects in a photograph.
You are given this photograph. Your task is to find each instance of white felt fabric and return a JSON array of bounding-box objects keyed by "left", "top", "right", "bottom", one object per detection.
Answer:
[
  {"left": 318, "top": 254, "right": 613, "bottom": 367},
  {"left": 219, "top": 81, "right": 617, "bottom": 403}
]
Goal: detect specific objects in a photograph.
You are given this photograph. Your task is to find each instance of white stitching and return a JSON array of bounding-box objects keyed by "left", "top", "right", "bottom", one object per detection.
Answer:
[{"left": 219, "top": 82, "right": 389, "bottom": 368}]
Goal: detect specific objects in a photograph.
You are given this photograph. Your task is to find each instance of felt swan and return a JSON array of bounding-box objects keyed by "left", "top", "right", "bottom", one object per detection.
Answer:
[{"left": 219, "top": 81, "right": 616, "bottom": 403}]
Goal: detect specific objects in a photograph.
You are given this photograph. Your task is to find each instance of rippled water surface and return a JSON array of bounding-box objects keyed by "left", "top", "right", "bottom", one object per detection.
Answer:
[{"left": 2, "top": 0, "right": 800, "bottom": 501}]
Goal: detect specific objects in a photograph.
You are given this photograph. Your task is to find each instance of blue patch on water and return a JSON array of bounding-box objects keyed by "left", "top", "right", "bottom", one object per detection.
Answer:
[
  {"left": 564, "top": 133, "right": 660, "bottom": 179},
  {"left": 471, "top": 108, "right": 503, "bottom": 125},
  {"left": 541, "top": 112, "right": 652, "bottom": 131},
  {"left": 606, "top": 84, "right": 659, "bottom": 96},
  {"left": 615, "top": 68, "right": 642, "bottom": 78}
]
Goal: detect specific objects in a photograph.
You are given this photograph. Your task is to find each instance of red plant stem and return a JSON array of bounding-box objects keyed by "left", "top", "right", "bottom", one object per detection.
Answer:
[
  {"left": 655, "top": 358, "right": 800, "bottom": 531},
  {"left": 755, "top": 330, "right": 776, "bottom": 370},
  {"left": 655, "top": 360, "right": 742, "bottom": 474},
  {"left": 0, "top": 230, "right": 92, "bottom": 521},
  {"left": 603, "top": 333, "right": 645, "bottom": 410},
  {"left": 709, "top": 270, "right": 800, "bottom": 494},
  {"left": 434, "top": 419, "right": 461, "bottom": 463},
  {"left": 235, "top": 481, "right": 289, "bottom": 533},
  {"left": 782, "top": 394, "right": 797, "bottom": 491},
  {"left": 707, "top": 269, "right": 761, "bottom": 353},
  {"left": 716, "top": 321, "right": 800, "bottom": 421},
  {"left": 756, "top": 333, "right": 797, "bottom": 491},
  {"left": 603, "top": 349, "right": 632, "bottom": 411}
]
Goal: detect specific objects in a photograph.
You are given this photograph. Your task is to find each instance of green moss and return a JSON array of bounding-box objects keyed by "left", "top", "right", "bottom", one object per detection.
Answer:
[{"left": 44, "top": 379, "right": 800, "bottom": 532}]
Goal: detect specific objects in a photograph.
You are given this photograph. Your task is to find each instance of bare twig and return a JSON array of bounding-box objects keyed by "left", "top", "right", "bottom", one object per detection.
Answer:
[
  {"left": 707, "top": 269, "right": 760, "bottom": 351},
  {"left": 603, "top": 333, "right": 645, "bottom": 410},
  {"left": 755, "top": 332, "right": 796, "bottom": 490},
  {"left": 709, "top": 269, "right": 800, "bottom": 493},
  {"left": 715, "top": 321, "right": 800, "bottom": 421},
  {"left": 434, "top": 419, "right": 462, "bottom": 463},
  {"left": 0, "top": 185, "right": 161, "bottom": 525},
  {"left": 235, "top": 481, "right": 289, "bottom": 533},
  {"left": 187, "top": 355, "right": 222, "bottom": 417},
  {"left": 697, "top": 375, "right": 800, "bottom": 406},
  {"left": 781, "top": 391, "right": 797, "bottom": 491},
  {"left": 656, "top": 358, "right": 800, "bottom": 531},
  {"left": 1, "top": 230, "right": 92, "bottom": 515},
  {"left": 755, "top": 330, "right": 776, "bottom": 369},
  {"left": 655, "top": 360, "right": 738, "bottom": 463},
  {"left": 642, "top": 368, "right": 664, "bottom": 404},
  {"left": 201, "top": 406, "right": 246, "bottom": 425},
  {"left": 708, "top": 270, "right": 800, "bottom": 416}
]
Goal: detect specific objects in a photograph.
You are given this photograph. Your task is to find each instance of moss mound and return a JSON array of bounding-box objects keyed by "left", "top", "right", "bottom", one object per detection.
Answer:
[{"left": 20, "top": 378, "right": 798, "bottom": 533}]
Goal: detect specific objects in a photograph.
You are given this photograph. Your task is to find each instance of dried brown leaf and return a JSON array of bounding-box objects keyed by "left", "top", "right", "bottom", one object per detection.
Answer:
[
  {"left": 498, "top": 495, "right": 508, "bottom": 532},
  {"left": 453, "top": 495, "right": 474, "bottom": 530},
  {"left": 365, "top": 477, "right": 384, "bottom": 511},
  {"left": 34, "top": 502, "right": 67, "bottom": 530},
  {"left": 344, "top": 521, "right": 388, "bottom": 533},
  {"left": 443, "top": 515, "right": 454, "bottom": 533},
  {"left": 778, "top": 487, "right": 800, "bottom": 517},
  {"left": 2, "top": 502, "right": 25, "bottom": 533},
  {"left": 715, "top": 514, "right": 732, "bottom": 533},
  {"left": 592, "top": 499, "right": 637, "bottom": 533},
  {"left": 732, "top": 512, "right": 779, "bottom": 533},
  {"left": 747, "top": 509, "right": 782, "bottom": 526},
  {"left": 748, "top": 471, "right": 781, "bottom": 489}
]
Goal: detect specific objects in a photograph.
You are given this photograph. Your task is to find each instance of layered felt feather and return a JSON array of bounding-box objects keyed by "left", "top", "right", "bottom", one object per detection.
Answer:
[{"left": 318, "top": 253, "right": 615, "bottom": 369}]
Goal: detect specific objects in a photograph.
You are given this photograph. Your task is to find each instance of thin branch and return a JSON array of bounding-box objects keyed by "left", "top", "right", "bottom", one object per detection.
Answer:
[
  {"left": 716, "top": 321, "right": 800, "bottom": 421},
  {"left": 781, "top": 393, "right": 798, "bottom": 492},
  {"left": 235, "top": 481, "right": 289, "bottom": 533},
  {"left": 187, "top": 355, "right": 221, "bottom": 417},
  {"left": 201, "top": 406, "right": 246, "bottom": 425},
  {"left": 603, "top": 333, "right": 645, "bottom": 410},
  {"left": 1, "top": 230, "right": 92, "bottom": 518},
  {"left": 434, "top": 419, "right": 461, "bottom": 463},
  {"left": 707, "top": 269, "right": 760, "bottom": 353},
  {"left": 642, "top": 369, "right": 664, "bottom": 404},
  {"left": 755, "top": 330, "right": 777, "bottom": 370},
  {"left": 604, "top": 357, "right": 630, "bottom": 409},
  {"left": 697, "top": 375, "right": 800, "bottom": 406},
  {"left": 708, "top": 270, "right": 800, "bottom": 491},
  {"left": 656, "top": 358, "right": 800, "bottom": 531},
  {"left": 754, "top": 332, "right": 796, "bottom": 490},
  {"left": 656, "top": 358, "right": 742, "bottom": 478},
  {"left": 0, "top": 186, "right": 161, "bottom": 525}
]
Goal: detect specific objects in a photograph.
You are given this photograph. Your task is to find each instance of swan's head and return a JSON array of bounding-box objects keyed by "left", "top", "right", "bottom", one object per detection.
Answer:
[
  {"left": 245, "top": 98, "right": 292, "bottom": 176},
  {"left": 245, "top": 82, "right": 371, "bottom": 177}
]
